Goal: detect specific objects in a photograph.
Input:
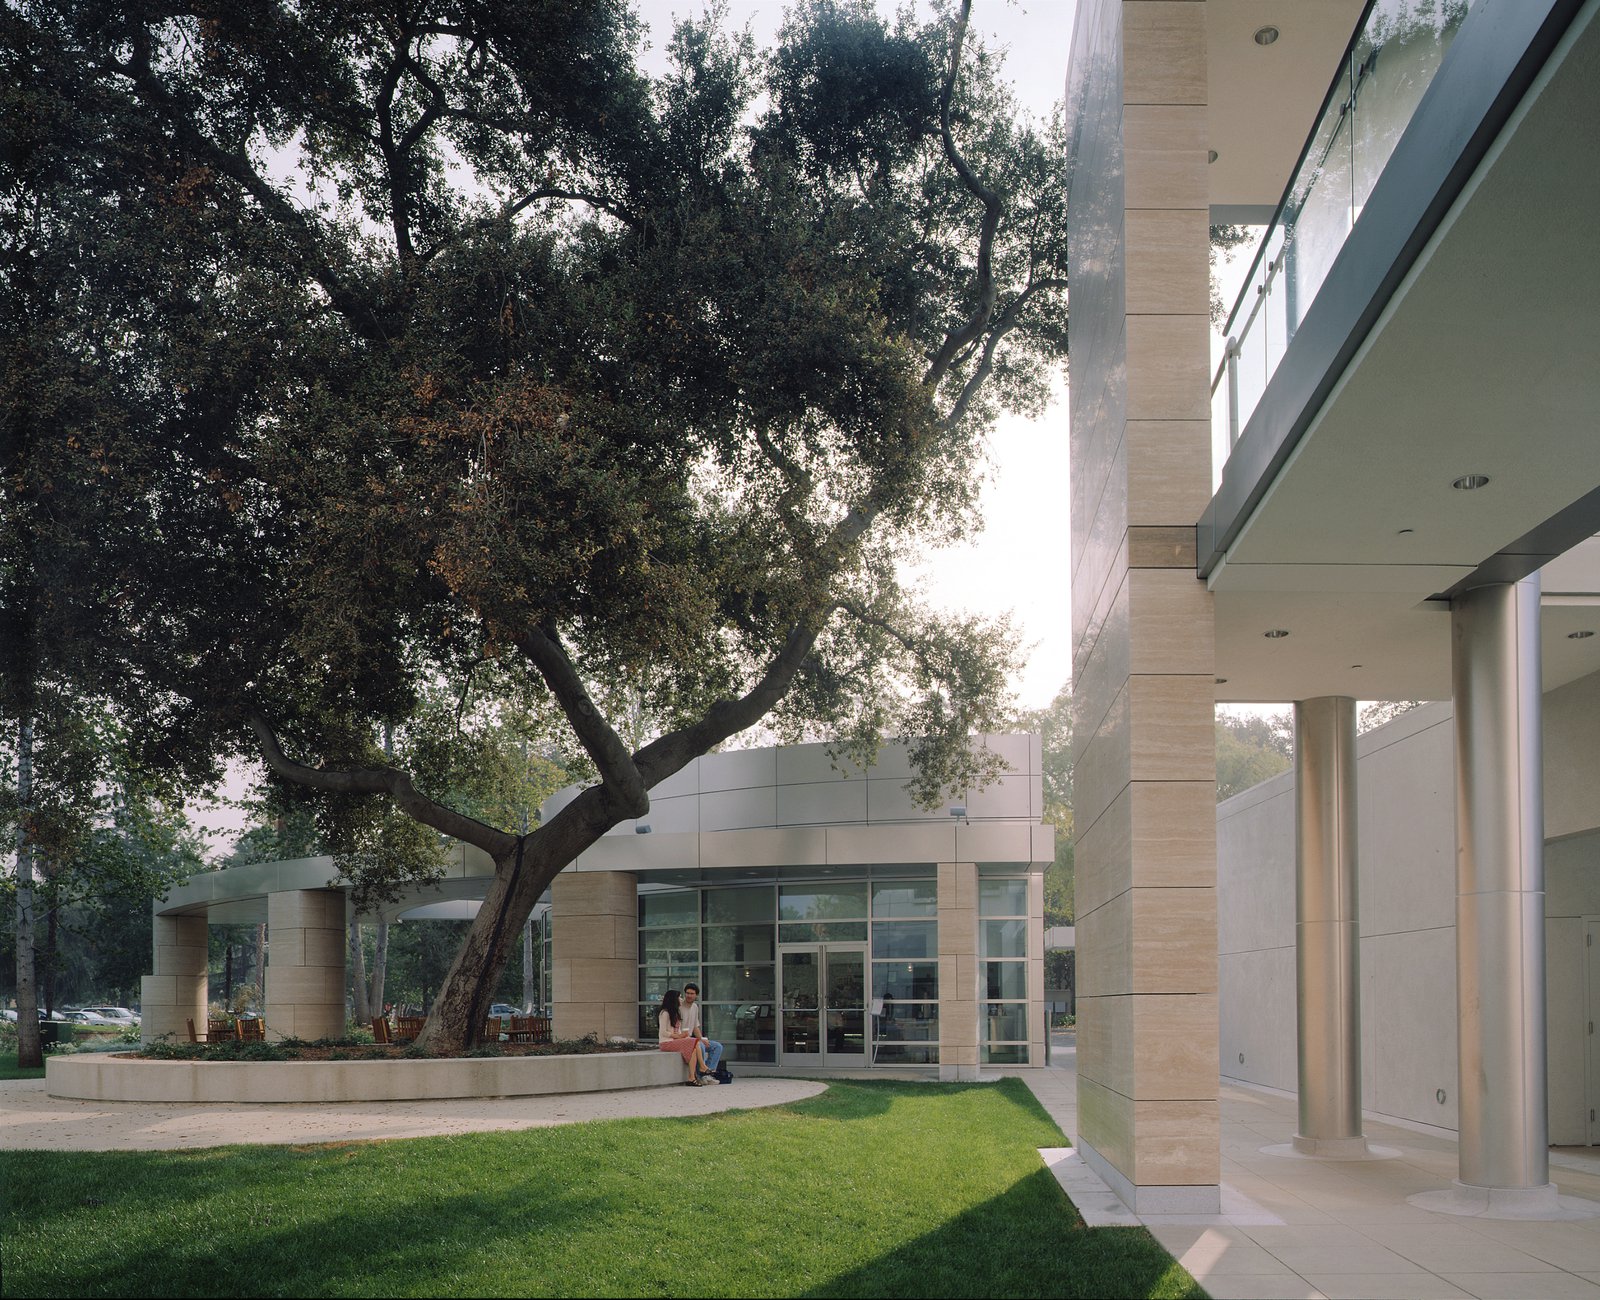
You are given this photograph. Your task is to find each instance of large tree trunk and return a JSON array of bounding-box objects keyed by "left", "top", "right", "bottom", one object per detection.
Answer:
[
  {"left": 253, "top": 923, "right": 267, "bottom": 1011},
  {"left": 369, "top": 919, "right": 388, "bottom": 1013},
  {"left": 521, "top": 914, "right": 535, "bottom": 1012},
  {"left": 42, "top": 891, "right": 57, "bottom": 1017},
  {"left": 349, "top": 918, "right": 369, "bottom": 1023},
  {"left": 13, "top": 719, "right": 42, "bottom": 1069}
]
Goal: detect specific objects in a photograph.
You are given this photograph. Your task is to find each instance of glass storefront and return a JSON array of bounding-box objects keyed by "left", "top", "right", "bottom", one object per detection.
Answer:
[{"left": 636, "top": 873, "right": 948, "bottom": 1066}]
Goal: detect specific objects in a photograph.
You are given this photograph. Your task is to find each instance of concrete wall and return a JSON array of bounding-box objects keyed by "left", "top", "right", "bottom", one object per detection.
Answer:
[{"left": 1218, "top": 673, "right": 1600, "bottom": 1142}]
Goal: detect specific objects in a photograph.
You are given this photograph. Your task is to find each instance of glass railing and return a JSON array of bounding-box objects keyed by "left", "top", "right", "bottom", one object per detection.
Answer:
[{"left": 1213, "top": 0, "right": 1476, "bottom": 463}]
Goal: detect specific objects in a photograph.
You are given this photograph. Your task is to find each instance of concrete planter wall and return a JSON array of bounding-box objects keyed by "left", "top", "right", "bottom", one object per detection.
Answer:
[{"left": 46, "top": 1048, "right": 685, "bottom": 1104}]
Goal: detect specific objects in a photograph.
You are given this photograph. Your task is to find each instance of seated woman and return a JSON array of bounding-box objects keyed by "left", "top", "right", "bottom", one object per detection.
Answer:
[{"left": 657, "top": 988, "right": 711, "bottom": 1086}]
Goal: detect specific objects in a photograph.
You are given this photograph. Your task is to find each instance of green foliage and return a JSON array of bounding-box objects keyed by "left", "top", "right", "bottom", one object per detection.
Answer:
[
  {"left": 1015, "top": 683, "right": 1073, "bottom": 923},
  {"left": 1215, "top": 709, "right": 1294, "bottom": 802},
  {"left": 0, "top": 1080, "right": 1204, "bottom": 1298}
]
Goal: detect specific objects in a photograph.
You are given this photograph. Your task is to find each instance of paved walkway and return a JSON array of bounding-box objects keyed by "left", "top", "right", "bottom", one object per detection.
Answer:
[
  {"left": 0, "top": 1076, "right": 824, "bottom": 1151},
  {"left": 1013, "top": 1033, "right": 1600, "bottom": 1300}
]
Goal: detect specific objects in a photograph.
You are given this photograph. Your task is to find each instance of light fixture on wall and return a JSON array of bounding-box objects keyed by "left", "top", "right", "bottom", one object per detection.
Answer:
[
  {"left": 1570, "top": 630, "right": 1596, "bottom": 639},
  {"left": 1253, "top": 25, "right": 1280, "bottom": 46},
  {"left": 1207, "top": 149, "right": 1219, "bottom": 164},
  {"left": 635, "top": 823, "right": 652, "bottom": 834}
]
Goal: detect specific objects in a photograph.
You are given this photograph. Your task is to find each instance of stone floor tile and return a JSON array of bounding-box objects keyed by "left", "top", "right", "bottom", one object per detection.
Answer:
[
  {"left": 1200, "top": 1273, "right": 1329, "bottom": 1300},
  {"left": 1259, "top": 1245, "right": 1427, "bottom": 1276},
  {"left": 1298, "top": 1273, "right": 1472, "bottom": 1299},
  {"left": 1438, "top": 1273, "right": 1600, "bottom": 1300}
]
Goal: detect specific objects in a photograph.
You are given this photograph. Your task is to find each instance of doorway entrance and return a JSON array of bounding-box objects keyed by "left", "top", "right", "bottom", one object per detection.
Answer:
[{"left": 778, "top": 944, "right": 867, "bottom": 1068}]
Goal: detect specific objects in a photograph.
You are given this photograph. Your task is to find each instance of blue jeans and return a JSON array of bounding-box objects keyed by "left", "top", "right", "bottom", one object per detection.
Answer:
[{"left": 700, "top": 1038, "right": 724, "bottom": 1072}]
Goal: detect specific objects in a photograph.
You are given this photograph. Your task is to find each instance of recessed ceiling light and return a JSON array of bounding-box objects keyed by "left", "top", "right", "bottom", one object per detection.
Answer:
[
  {"left": 1452, "top": 474, "right": 1490, "bottom": 490},
  {"left": 1264, "top": 629, "right": 1290, "bottom": 639},
  {"left": 1570, "top": 630, "right": 1595, "bottom": 640},
  {"left": 1350, "top": 664, "right": 1363, "bottom": 669},
  {"left": 1254, "top": 25, "right": 1280, "bottom": 46},
  {"left": 1397, "top": 528, "right": 1414, "bottom": 535}
]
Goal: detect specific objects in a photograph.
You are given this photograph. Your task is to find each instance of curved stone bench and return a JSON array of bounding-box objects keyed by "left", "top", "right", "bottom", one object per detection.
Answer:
[{"left": 45, "top": 1049, "right": 687, "bottom": 1104}]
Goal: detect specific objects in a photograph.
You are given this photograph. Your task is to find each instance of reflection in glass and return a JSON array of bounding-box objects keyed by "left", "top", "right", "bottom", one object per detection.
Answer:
[
  {"left": 826, "top": 1009, "right": 865, "bottom": 1055},
  {"left": 982, "top": 919, "right": 1027, "bottom": 958},
  {"left": 779, "top": 921, "right": 866, "bottom": 944},
  {"left": 985, "top": 961, "right": 1027, "bottom": 1000},
  {"left": 781, "top": 951, "right": 818, "bottom": 1010},
  {"left": 983, "top": 1044, "right": 1029, "bottom": 1066},
  {"left": 778, "top": 883, "right": 868, "bottom": 922},
  {"left": 873, "top": 1002, "right": 938, "bottom": 1041},
  {"left": 871, "top": 881, "right": 937, "bottom": 918},
  {"left": 704, "top": 1002, "right": 776, "bottom": 1046},
  {"left": 875, "top": 1042, "right": 940, "bottom": 1065},
  {"left": 984, "top": 1003, "right": 1028, "bottom": 1042},
  {"left": 783, "top": 1010, "right": 819, "bottom": 1054},
  {"left": 871, "top": 921, "right": 936, "bottom": 960},
  {"left": 872, "top": 962, "right": 938, "bottom": 1001},
  {"left": 704, "top": 923, "right": 776, "bottom": 963},
  {"left": 979, "top": 879, "right": 1028, "bottom": 916},
  {"left": 639, "top": 890, "right": 699, "bottom": 928},
  {"left": 704, "top": 886, "right": 774, "bottom": 926},
  {"left": 640, "top": 925, "right": 699, "bottom": 963},
  {"left": 825, "top": 950, "right": 864, "bottom": 1009},
  {"left": 703, "top": 963, "right": 775, "bottom": 1002}
]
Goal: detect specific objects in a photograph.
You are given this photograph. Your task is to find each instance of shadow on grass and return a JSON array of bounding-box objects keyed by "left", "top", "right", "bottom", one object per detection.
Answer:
[{"left": 801, "top": 1168, "right": 1205, "bottom": 1300}]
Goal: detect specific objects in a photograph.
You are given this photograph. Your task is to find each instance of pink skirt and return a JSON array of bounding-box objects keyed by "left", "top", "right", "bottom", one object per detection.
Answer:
[{"left": 659, "top": 1037, "right": 698, "bottom": 1063}]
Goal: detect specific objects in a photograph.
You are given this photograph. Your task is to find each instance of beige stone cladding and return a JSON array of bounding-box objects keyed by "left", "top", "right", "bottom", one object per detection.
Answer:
[
  {"left": 1067, "top": 0, "right": 1219, "bottom": 1207},
  {"left": 936, "top": 862, "right": 979, "bottom": 1081},
  {"left": 551, "top": 870, "right": 639, "bottom": 1041},
  {"left": 264, "top": 888, "right": 347, "bottom": 1041},
  {"left": 140, "top": 914, "right": 208, "bottom": 1045}
]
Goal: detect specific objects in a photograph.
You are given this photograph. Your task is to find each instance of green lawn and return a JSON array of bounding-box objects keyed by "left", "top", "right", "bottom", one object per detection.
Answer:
[
  {"left": 0, "top": 1049, "right": 47, "bottom": 1081},
  {"left": 0, "top": 1079, "right": 1203, "bottom": 1298}
]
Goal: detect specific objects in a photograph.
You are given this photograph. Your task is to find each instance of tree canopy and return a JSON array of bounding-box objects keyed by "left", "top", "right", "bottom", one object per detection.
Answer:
[{"left": 2, "top": 0, "right": 1071, "bottom": 1050}]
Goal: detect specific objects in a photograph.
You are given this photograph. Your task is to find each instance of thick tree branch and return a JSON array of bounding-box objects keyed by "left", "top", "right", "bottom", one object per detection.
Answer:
[
  {"left": 247, "top": 712, "right": 517, "bottom": 857},
  {"left": 939, "top": 277, "right": 1068, "bottom": 432},
  {"left": 511, "top": 625, "right": 648, "bottom": 818},
  {"left": 923, "top": 0, "right": 1003, "bottom": 388}
]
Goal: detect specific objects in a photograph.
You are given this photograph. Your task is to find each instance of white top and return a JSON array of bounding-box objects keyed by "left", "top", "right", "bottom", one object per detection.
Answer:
[
  {"left": 680, "top": 1001, "right": 702, "bottom": 1038},
  {"left": 658, "top": 1009, "right": 684, "bottom": 1041}
]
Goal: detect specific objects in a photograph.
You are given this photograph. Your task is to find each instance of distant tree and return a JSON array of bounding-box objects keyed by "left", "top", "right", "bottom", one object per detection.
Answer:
[
  {"left": 1015, "top": 683, "right": 1073, "bottom": 924},
  {"left": 6, "top": 0, "right": 1068, "bottom": 1052},
  {"left": 1358, "top": 700, "right": 1423, "bottom": 734},
  {"left": 1214, "top": 709, "right": 1293, "bottom": 802}
]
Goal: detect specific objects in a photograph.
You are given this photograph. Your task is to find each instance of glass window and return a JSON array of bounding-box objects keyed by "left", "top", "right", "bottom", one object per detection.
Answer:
[
  {"left": 979, "top": 879, "right": 1028, "bottom": 916},
  {"left": 639, "top": 967, "right": 699, "bottom": 1004},
  {"left": 778, "top": 920, "right": 866, "bottom": 944},
  {"left": 871, "top": 921, "right": 936, "bottom": 960},
  {"left": 875, "top": 1042, "right": 940, "bottom": 1065},
  {"left": 873, "top": 1001, "right": 938, "bottom": 1040},
  {"left": 982, "top": 1044, "right": 1029, "bottom": 1066},
  {"left": 639, "top": 926, "right": 699, "bottom": 964},
  {"left": 983, "top": 1003, "right": 1028, "bottom": 1042},
  {"left": 702, "top": 964, "right": 775, "bottom": 1002},
  {"left": 872, "top": 961, "right": 938, "bottom": 1002},
  {"left": 982, "top": 919, "right": 1027, "bottom": 959},
  {"left": 705, "top": 1003, "right": 776, "bottom": 1054},
  {"left": 704, "top": 923, "right": 776, "bottom": 964},
  {"left": 704, "top": 887, "right": 774, "bottom": 926},
  {"left": 871, "top": 881, "right": 936, "bottom": 918},
  {"left": 985, "top": 961, "right": 1027, "bottom": 1001},
  {"left": 639, "top": 891, "right": 699, "bottom": 928},
  {"left": 779, "top": 883, "right": 867, "bottom": 922}
]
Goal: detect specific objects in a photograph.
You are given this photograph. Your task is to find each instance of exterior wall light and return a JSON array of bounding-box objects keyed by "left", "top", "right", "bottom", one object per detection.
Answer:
[
  {"left": 1570, "top": 630, "right": 1595, "bottom": 640},
  {"left": 1253, "top": 26, "right": 1280, "bottom": 45},
  {"left": 1208, "top": 149, "right": 1219, "bottom": 163},
  {"left": 949, "top": 804, "right": 967, "bottom": 819},
  {"left": 1215, "top": 677, "right": 1228, "bottom": 684},
  {"left": 635, "top": 823, "right": 652, "bottom": 834},
  {"left": 1264, "top": 629, "right": 1290, "bottom": 639},
  {"left": 1452, "top": 474, "right": 1490, "bottom": 490}
]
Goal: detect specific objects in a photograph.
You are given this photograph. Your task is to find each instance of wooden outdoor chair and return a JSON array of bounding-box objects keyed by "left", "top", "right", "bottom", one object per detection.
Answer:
[
  {"left": 396, "top": 1016, "right": 425, "bottom": 1042},
  {"left": 186, "top": 1017, "right": 200, "bottom": 1043},
  {"left": 483, "top": 1016, "right": 503, "bottom": 1041},
  {"left": 508, "top": 1015, "right": 551, "bottom": 1044},
  {"left": 236, "top": 1018, "right": 265, "bottom": 1042},
  {"left": 207, "top": 1017, "right": 236, "bottom": 1043},
  {"left": 371, "top": 1016, "right": 391, "bottom": 1044}
]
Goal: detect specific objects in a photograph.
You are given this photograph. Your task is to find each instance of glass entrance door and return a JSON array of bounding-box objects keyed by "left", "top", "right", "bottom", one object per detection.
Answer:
[{"left": 779, "top": 945, "right": 867, "bottom": 1067}]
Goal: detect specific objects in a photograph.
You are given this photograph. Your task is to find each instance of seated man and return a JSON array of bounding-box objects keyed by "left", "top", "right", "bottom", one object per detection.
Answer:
[{"left": 680, "top": 982, "right": 730, "bottom": 1082}]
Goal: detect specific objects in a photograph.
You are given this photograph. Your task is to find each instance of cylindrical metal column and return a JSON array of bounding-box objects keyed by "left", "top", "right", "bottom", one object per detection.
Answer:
[
  {"left": 1451, "top": 575, "right": 1548, "bottom": 1191},
  {"left": 1294, "top": 696, "right": 1364, "bottom": 1150}
]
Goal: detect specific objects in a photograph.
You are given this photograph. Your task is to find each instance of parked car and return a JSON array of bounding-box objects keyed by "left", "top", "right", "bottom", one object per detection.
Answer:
[
  {"left": 83, "top": 1006, "right": 140, "bottom": 1025},
  {"left": 62, "top": 1010, "right": 114, "bottom": 1024},
  {"left": 489, "top": 1003, "right": 522, "bottom": 1019}
]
